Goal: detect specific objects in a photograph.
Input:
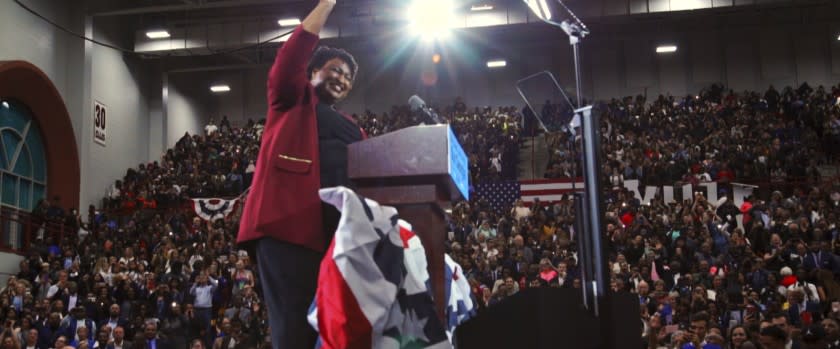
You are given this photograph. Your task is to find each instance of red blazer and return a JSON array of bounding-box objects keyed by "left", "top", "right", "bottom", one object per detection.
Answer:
[{"left": 236, "top": 26, "right": 328, "bottom": 252}]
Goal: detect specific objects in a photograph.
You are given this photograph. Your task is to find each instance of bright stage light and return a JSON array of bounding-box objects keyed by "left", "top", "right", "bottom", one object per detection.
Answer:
[
  {"left": 277, "top": 18, "right": 301, "bottom": 27},
  {"left": 146, "top": 30, "right": 171, "bottom": 39},
  {"left": 210, "top": 85, "right": 231, "bottom": 93},
  {"left": 471, "top": 4, "right": 494, "bottom": 11},
  {"left": 656, "top": 45, "right": 678, "bottom": 53},
  {"left": 407, "top": 0, "right": 457, "bottom": 41}
]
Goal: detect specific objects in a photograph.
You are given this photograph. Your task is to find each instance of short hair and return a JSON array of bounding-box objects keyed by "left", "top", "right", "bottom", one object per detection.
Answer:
[
  {"left": 691, "top": 311, "right": 710, "bottom": 324},
  {"left": 770, "top": 313, "right": 789, "bottom": 323},
  {"left": 307, "top": 46, "right": 358, "bottom": 80},
  {"left": 760, "top": 325, "right": 787, "bottom": 342}
]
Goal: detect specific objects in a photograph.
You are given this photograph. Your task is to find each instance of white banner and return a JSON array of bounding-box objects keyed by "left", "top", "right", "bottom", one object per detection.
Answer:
[
  {"left": 624, "top": 180, "right": 760, "bottom": 206},
  {"left": 731, "top": 182, "right": 758, "bottom": 208},
  {"left": 94, "top": 100, "right": 107, "bottom": 146}
]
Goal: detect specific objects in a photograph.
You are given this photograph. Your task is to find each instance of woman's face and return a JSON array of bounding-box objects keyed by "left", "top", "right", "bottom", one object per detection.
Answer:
[
  {"left": 654, "top": 281, "right": 665, "bottom": 291},
  {"left": 731, "top": 327, "right": 747, "bottom": 347}
]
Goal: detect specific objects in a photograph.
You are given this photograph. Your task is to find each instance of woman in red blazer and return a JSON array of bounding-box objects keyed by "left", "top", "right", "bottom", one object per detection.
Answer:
[{"left": 236, "top": 1, "right": 364, "bottom": 348}]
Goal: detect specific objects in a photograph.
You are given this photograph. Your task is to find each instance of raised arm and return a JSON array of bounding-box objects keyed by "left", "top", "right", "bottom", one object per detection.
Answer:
[
  {"left": 302, "top": 0, "right": 335, "bottom": 35},
  {"left": 267, "top": 0, "right": 336, "bottom": 112}
]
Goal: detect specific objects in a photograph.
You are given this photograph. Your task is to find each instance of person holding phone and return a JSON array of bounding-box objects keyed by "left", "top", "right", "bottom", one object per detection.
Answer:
[
  {"left": 682, "top": 311, "right": 709, "bottom": 349},
  {"left": 0, "top": 320, "right": 20, "bottom": 349}
]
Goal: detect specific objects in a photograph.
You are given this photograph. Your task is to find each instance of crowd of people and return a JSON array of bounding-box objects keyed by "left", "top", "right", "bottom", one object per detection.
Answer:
[
  {"left": 448, "top": 83, "right": 840, "bottom": 349},
  {"left": 0, "top": 98, "right": 528, "bottom": 349},
  {"left": 0, "top": 82, "right": 839, "bottom": 349},
  {"left": 542, "top": 83, "right": 840, "bottom": 191},
  {"left": 103, "top": 115, "right": 262, "bottom": 213}
]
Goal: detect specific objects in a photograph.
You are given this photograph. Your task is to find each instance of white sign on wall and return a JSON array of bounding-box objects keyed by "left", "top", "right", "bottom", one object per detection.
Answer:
[{"left": 94, "top": 100, "right": 107, "bottom": 146}]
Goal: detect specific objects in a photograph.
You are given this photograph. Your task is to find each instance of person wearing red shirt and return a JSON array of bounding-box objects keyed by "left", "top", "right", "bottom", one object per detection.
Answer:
[{"left": 236, "top": 1, "right": 364, "bottom": 348}]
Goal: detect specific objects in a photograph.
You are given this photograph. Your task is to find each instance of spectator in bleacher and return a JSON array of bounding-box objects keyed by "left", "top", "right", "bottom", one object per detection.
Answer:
[
  {"left": 204, "top": 118, "right": 218, "bottom": 137},
  {"left": 189, "top": 272, "right": 216, "bottom": 346},
  {"left": 219, "top": 116, "right": 231, "bottom": 134},
  {"left": 106, "top": 325, "right": 130, "bottom": 349}
]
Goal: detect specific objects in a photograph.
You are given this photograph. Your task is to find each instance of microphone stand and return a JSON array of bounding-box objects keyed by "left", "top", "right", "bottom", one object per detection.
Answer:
[
  {"left": 526, "top": 2, "right": 611, "bottom": 346},
  {"left": 558, "top": 6, "right": 613, "bottom": 348},
  {"left": 557, "top": 0, "right": 588, "bottom": 109}
]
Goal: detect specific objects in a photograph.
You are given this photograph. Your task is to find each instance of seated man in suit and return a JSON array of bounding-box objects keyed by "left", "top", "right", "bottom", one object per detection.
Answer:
[
  {"left": 804, "top": 241, "right": 836, "bottom": 273},
  {"left": 141, "top": 322, "right": 171, "bottom": 349},
  {"left": 105, "top": 326, "right": 131, "bottom": 349}
]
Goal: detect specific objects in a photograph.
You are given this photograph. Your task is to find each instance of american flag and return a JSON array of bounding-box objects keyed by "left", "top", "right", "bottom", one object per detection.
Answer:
[{"left": 473, "top": 178, "right": 584, "bottom": 212}]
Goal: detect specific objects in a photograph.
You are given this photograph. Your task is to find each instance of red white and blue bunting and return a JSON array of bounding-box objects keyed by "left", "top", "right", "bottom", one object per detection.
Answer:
[{"left": 191, "top": 198, "right": 239, "bottom": 222}]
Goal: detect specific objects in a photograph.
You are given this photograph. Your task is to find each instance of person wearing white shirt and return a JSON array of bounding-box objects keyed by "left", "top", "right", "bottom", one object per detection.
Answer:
[
  {"left": 788, "top": 270, "right": 820, "bottom": 304},
  {"left": 190, "top": 272, "right": 218, "bottom": 344},
  {"left": 77, "top": 224, "right": 91, "bottom": 241},
  {"left": 205, "top": 119, "right": 219, "bottom": 136},
  {"left": 788, "top": 281, "right": 820, "bottom": 304},
  {"left": 46, "top": 271, "right": 69, "bottom": 300},
  {"left": 510, "top": 200, "right": 531, "bottom": 222},
  {"left": 66, "top": 289, "right": 79, "bottom": 313}
]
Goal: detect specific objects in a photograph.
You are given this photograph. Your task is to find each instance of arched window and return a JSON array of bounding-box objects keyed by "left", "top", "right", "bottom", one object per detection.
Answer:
[{"left": 0, "top": 99, "right": 47, "bottom": 212}]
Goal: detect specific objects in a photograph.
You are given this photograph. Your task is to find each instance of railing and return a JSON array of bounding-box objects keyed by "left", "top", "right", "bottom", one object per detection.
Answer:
[
  {"left": 100, "top": 188, "right": 251, "bottom": 222},
  {"left": 0, "top": 207, "right": 73, "bottom": 254}
]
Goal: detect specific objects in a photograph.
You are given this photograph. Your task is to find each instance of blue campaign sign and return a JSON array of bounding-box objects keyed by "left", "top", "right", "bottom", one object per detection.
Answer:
[{"left": 447, "top": 126, "right": 470, "bottom": 200}]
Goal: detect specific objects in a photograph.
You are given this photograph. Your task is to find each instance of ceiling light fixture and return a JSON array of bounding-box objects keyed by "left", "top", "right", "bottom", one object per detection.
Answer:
[
  {"left": 210, "top": 85, "right": 231, "bottom": 93},
  {"left": 656, "top": 45, "right": 678, "bottom": 53},
  {"left": 471, "top": 4, "right": 494, "bottom": 11},
  {"left": 146, "top": 30, "right": 171, "bottom": 39},
  {"left": 277, "top": 18, "right": 301, "bottom": 27},
  {"left": 487, "top": 60, "right": 507, "bottom": 68}
]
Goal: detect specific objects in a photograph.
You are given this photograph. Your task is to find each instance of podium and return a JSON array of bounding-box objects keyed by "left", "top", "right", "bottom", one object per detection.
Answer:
[{"left": 348, "top": 124, "right": 469, "bottom": 321}]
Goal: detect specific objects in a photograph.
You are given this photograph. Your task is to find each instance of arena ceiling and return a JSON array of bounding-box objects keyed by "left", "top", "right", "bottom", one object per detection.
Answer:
[{"left": 80, "top": 0, "right": 838, "bottom": 70}]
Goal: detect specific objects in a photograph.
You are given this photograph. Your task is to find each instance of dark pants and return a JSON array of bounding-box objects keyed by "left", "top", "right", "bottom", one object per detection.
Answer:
[
  {"left": 257, "top": 238, "right": 323, "bottom": 349},
  {"left": 194, "top": 307, "right": 213, "bottom": 347}
]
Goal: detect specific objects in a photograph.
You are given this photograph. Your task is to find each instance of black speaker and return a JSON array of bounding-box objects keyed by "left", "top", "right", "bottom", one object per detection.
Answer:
[{"left": 454, "top": 288, "right": 640, "bottom": 349}]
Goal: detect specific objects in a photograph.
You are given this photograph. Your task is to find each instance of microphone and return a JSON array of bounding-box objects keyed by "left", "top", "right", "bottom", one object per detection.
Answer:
[{"left": 408, "top": 95, "right": 443, "bottom": 124}]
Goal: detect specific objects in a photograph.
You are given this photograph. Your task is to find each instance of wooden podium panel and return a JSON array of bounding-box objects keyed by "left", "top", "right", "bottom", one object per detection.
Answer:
[{"left": 348, "top": 125, "right": 469, "bottom": 323}]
